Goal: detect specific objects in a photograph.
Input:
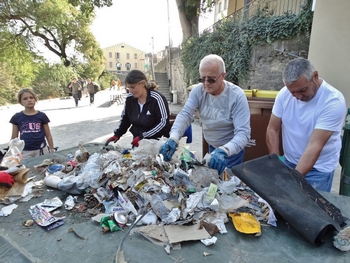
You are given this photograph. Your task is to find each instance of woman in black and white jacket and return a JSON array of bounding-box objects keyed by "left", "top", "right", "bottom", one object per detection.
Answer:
[{"left": 105, "top": 70, "right": 171, "bottom": 147}]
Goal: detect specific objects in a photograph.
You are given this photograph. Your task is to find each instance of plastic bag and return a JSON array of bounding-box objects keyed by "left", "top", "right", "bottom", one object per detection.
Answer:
[
  {"left": 81, "top": 153, "right": 105, "bottom": 188},
  {"left": 1, "top": 138, "right": 25, "bottom": 168}
]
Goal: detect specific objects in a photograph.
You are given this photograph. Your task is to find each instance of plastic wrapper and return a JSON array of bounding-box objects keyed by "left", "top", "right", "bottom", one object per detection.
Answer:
[
  {"left": 36, "top": 197, "right": 63, "bottom": 212},
  {"left": 162, "top": 207, "right": 181, "bottom": 224},
  {"left": 150, "top": 194, "right": 170, "bottom": 222},
  {"left": 131, "top": 137, "right": 187, "bottom": 162},
  {"left": 189, "top": 166, "right": 219, "bottom": 191},
  {"left": 93, "top": 187, "right": 112, "bottom": 203},
  {"left": 81, "top": 153, "right": 105, "bottom": 188},
  {"left": 173, "top": 168, "right": 196, "bottom": 193},
  {"left": 75, "top": 141, "right": 90, "bottom": 162},
  {"left": 64, "top": 195, "right": 75, "bottom": 210},
  {"left": 1, "top": 138, "right": 24, "bottom": 168},
  {"left": 201, "top": 236, "right": 218, "bottom": 246},
  {"left": 103, "top": 160, "right": 122, "bottom": 177},
  {"left": 258, "top": 197, "right": 277, "bottom": 227},
  {"left": 29, "top": 205, "right": 65, "bottom": 230},
  {"left": 117, "top": 190, "right": 138, "bottom": 215},
  {"left": 217, "top": 194, "right": 249, "bottom": 213},
  {"left": 183, "top": 191, "right": 205, "bottom": 218},
  {"left": 130, "top": 138, "right": 165, "bottom": 160},
  {"left": 136, "top": 210, "right": 158, "bottom": 225},
  {"left": 218, "top": 176, "right": 241, "bottom": 195},
  {"left": 100, "top": 215, "right": 121, "bottom": 232},
  {"left": 202, "top": 183, "right": 217, "bottom": 205},
  {"left": 57, "top": 175, "right": 88, "bottom": 195},
  {"left": 0, "top": 204, "right": 18, "bottom": 216}
]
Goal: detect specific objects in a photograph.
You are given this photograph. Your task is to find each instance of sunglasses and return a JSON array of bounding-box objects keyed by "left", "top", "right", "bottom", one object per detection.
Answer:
[{"left": 198, "top": 73, "right": 223, "bottom": 84}]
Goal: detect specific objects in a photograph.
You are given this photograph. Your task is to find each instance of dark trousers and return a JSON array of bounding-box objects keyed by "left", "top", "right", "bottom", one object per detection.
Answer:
[
  {"left": 89, "top": 93, "right": 95, "bottom": 104},
  {"left": 73, "top": 92, "right": 79, "bottom": 106}
]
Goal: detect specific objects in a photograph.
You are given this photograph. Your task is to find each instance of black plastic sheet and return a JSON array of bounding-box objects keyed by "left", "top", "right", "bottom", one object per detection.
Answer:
[{"left": 230, "top": 154, "right": 344, "bottom": 246}]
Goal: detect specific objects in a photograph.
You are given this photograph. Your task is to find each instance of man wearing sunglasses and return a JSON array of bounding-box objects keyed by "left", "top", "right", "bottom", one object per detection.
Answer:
[{"left": 159, "top": 54, "right": 251, "bottom": 175}]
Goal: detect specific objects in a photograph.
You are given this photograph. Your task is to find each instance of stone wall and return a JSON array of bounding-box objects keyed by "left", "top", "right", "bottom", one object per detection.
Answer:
[
  {"left": 171, "top": 56, "right": 188, "bottom": 104},
  {"left": 241, "top": 36, "right": 309, "bottom": 90}
]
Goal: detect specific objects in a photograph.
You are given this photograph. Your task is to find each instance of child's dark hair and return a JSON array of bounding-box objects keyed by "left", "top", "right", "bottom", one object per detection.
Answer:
[{"left": 17, "top": 88, "right": 38, "bottom": 103}]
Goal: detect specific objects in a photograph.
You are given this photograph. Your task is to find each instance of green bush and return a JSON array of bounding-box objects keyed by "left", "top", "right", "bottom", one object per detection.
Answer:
[{"left": 181, "top": 0, "right": 313, "bottom": 86}]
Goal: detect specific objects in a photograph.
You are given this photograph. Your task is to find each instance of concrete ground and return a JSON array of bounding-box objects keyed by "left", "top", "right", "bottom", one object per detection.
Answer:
[{"left": 0, "top": 89, "right": 342, "bottom": 194}]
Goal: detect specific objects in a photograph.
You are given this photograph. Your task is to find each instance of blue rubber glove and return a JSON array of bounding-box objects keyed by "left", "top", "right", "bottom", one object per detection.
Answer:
[
  {"left": 159, "top": 138, "right": 178, "bottom": 161},
  {"left": 209, "top": 147, "right": 228, "bottom": 175}
]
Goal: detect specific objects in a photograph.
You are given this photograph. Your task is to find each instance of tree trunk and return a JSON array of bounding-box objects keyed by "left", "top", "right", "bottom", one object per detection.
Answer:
[{"left": 175, "top": 0, "right": 200, "bottom": 42}]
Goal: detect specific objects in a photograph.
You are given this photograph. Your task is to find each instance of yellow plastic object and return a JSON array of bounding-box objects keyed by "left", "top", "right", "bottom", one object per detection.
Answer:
[
  {"left": 243, "top": 89, "right": 278, "bottom": 99},
  {"left": 244, "top": 89, "right": 253, "bottom": 97},
  {"left": 252, "top": 89, "right": 278, "bottom": 99},
  {"left": 229, "top": 212, "right": 261, "bottom": 235}
]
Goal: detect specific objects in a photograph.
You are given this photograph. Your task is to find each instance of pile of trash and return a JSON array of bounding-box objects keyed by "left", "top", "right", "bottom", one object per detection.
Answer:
[{"left": 1, "top": 138, "right": 276, "bottom": 254}]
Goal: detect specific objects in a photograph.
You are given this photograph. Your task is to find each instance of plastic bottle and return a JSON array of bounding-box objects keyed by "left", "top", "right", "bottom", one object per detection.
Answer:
[
  {"left": 150, "top": 194, "right": 169, "bottom": 221},
  {"left": 1, "top": 144, "right": 23, "bottom": 168},
  {"left": 173, "top": 168, "right": 197, "bottom": 193}
]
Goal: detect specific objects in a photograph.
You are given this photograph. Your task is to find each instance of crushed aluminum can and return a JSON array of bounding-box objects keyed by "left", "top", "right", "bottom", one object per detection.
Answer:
[
  {"left": 65, "top": 160, "right": 77, "bottom": 172},
  {"left": 114, "top": 212, "right": 127, "bottom": 228}
]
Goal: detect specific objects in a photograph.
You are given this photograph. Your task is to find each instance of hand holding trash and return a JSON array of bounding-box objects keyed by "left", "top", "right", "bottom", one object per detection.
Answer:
[
  {"left": 159, "top": 138, "right": 178, "bottom": 161},
  {"left": 0, "top": 171, "right": 14, "bottom": 188},
  {"left": 209, "top": 147, "right": 228, "bottom": 175},
  {"left": 105, "top": 135, "right": 119, "bottom": 146},
  {"left": 131, "top": 136, "right": 141, "bottom": 147}
]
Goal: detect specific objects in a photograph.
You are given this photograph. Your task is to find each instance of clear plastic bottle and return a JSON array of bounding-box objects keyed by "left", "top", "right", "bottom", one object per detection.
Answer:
[
  {"left": 0, "top": 148, "right": 21, "bottom": 168},
  {"left": 173, "top": 168, "right": 197, "bottom": 193},
  {"left": 150, "top": 194, "right": 169, "bottom": 221}
]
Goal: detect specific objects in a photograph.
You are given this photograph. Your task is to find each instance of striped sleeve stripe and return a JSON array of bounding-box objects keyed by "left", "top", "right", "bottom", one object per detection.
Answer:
[{"left": 143, "top": 91, "right": 168, "bottom": 138}]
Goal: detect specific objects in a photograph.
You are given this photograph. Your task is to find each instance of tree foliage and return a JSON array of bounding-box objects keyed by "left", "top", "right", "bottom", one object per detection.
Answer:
[
  {"left": 32, "top": 63, "right": 78, "bottom": 99},
  {"left": 68, "top": 0, "right": 112, "bottom": 17},
  {"left": 0, "top": 0, "right": 104, "bottom": 67},
  {"left": 181, "top": 0, "right": 313, "bottom": 85},
  {"left": 0, "top": 30, "right": 38, "bottom": 104},
  {"left": 0, "top": 0, "right": 107, "bottom": 105}
]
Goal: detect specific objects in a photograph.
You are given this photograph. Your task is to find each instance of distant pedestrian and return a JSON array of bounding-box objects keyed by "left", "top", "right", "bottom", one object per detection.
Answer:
[
  {"left": 117, "top": 79, "right": 121, "bottom": 91},
  {"left": 80, "top": 78, "right": 88, "bottom": 98},
  {"left": 110, "top": 79, "right": 116, "bottom": 91},
  {"left": 9, "top": 88, "right": 55, "bottom": 160},
  {"left": 86, "top": 78, "right": 96, "bottom": 105},
  {"left": 68, "top": 77, "right": 82, "bottom": 107},
  {"left": 149, "top": 80, "right": 159, "bottom": 90}
]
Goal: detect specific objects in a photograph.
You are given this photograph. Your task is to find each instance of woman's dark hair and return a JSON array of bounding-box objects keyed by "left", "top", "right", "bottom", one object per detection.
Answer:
[{"left": 125, "top": 70, "right": 147, "bottom": 85}]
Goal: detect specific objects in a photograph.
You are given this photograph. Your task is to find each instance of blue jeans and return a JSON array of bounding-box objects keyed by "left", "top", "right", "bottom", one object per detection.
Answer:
[
  {"left": 284, "top": 159, "right": 334, "bottom": 192},
  {"left": 209, "top": 145, "right": 245, "bottom": 168}
]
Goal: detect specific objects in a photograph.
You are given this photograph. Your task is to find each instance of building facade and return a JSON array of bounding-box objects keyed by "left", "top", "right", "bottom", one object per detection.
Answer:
[
  {"left": 214, "top": 0, "right": 306, "bottom": 24},
  {"left": 102, "top": 43, "right": 149, "bottom": 75}
]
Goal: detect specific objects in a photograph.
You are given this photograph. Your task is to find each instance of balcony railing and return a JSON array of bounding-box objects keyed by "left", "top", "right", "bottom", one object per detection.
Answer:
[{"left": 203, "top": 0, "right": 308, "bottom": 34}]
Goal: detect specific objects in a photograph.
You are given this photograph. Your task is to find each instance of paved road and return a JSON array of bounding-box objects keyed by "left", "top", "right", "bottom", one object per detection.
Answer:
[
  {"left": 0, "top": 89, "right": 342, "bottom": 194},
  {"left": 0, "top": 89, "right": 203, "bottom": 158}
]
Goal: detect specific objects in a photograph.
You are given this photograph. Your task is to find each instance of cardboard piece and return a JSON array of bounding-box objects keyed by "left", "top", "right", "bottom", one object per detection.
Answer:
[
  {"left": 136, "top": 223, "right": 211, "bottom": 246},
  {"left": 0, "top": 168, "right": 29, "bottom": 199}
]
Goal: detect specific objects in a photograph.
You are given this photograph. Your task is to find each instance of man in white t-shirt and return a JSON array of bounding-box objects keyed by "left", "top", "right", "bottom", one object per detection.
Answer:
[{"left": 266, "top": 58, "right": 347, "bottom": 192}]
